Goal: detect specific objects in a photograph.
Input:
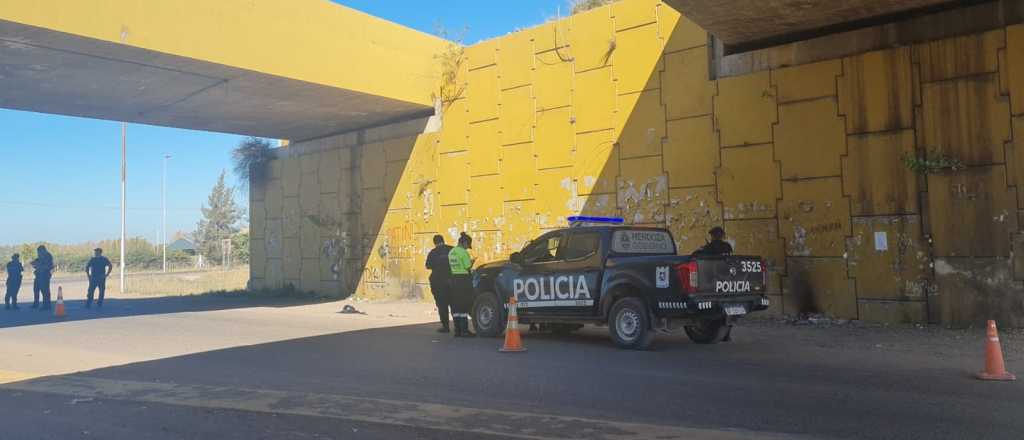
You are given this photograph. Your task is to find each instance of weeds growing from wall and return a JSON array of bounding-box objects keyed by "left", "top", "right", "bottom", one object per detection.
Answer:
[{"left": 902, "top": 150, "right": 966, "bottom": 175}]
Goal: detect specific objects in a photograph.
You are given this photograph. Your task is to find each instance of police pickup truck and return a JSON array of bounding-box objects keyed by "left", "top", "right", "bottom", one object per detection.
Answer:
[{"left": 470, "top": 217, "right": 770, "bottom": 349}]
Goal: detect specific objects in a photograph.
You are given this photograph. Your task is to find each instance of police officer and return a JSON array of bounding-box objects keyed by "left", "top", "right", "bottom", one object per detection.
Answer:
[
  {"left": 693, "top": 226, "right": 733, "bottom": 256},
  {"left": 85, "top": 248, "right": 113, "bottom": 308},
  {"left": 447, "top": 232, "right": 476, "bottom": 337},
  {"left": 5, "top": 254, "right": 23, "bottom": 310},
  {"left": 31, "top": 245, "right": 54, "bottom": 310},
  {"left": 425, "top": 235, "right": 453, "bottom": 333}
]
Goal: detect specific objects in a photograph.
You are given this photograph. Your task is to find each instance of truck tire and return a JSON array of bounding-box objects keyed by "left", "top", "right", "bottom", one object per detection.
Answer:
[
  {"left": 609, "top": 297, "right": 655, "bottom": 350},
  {"left": 472, "top": 293, "right": 505, "bottom": 338},
  {"left": 684, "top": 319, "right": 729, "bottom": 344}
]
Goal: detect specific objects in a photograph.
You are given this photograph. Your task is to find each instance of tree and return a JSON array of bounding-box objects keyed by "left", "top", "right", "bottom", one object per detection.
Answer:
[{"left": 195, "top": 171, "right": 243, "bottom": 262}]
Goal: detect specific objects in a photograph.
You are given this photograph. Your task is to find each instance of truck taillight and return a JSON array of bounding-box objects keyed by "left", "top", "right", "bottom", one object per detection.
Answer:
[{"left": 674, "top": 262, "right": 699, "bottom": 294}]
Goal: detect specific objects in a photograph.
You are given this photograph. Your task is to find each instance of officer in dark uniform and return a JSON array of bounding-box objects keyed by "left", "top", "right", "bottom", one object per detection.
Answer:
[
  {"left": 693, "top": 226, "right": 733, "bottom": 256},
  {"left": 85, "top": 248, "right": 113, "bottom": 308},
  {"left": 31, "top": 245, "right": 54, "bottom": 310},
  {"left": 425, "top": 235, "right": 453, "bottom": 333},
  {"left": 5, "top": 254, "right": 23, "bottom": 310},
  {"left": 447, "top": 233, "right": 476, "bottom": 337}
]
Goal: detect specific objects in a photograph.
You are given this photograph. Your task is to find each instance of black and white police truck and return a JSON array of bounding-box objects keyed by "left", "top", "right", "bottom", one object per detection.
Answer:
[{"left": 470, "top": 217, "right": 770, "bottom": 349}]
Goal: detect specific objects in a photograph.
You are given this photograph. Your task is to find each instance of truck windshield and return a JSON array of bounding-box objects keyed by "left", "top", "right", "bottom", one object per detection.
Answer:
[{"left": 610, "top": 229, "right": 676, "bottom": 255}]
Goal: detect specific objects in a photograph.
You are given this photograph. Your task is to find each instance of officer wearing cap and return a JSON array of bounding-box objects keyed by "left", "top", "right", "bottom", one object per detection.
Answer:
[
  {"left": 693, "top": 226, "right": 733, "bottom": 256},
  {"left": 85, "top": 248, "right": 113, "bottom": 308},
  {"left": 447, "top": 232, "right": 476, "bottom": 337}
]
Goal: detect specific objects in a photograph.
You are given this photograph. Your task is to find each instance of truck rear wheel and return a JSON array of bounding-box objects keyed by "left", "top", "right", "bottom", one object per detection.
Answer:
[
  {"left": 684, "top": 319, "right": 729, "bottom": 344},
  {"left": 609, "top": 297, "right": 654, "bottom": 350},
  {"left": 472, "top": 293, "right": 505, "bottom": 338}
]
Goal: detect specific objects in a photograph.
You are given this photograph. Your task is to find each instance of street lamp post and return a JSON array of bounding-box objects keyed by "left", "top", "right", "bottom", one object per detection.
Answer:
[
  {"left": 120, "top": 122, "right": 127, "bottom": 294},
  {"left": 162, "top": 154, "right": 171, "bottom": 273}
]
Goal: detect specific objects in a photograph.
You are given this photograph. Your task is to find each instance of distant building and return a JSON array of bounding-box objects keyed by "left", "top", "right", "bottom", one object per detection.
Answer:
[{"left": 167, "top": 239, "right": 197, "bottom": 255}]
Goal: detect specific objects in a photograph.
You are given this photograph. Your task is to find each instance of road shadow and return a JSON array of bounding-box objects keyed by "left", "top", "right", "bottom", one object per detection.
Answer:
[{"left": 0, "top": 290, "right": 330, "bottom": 329}]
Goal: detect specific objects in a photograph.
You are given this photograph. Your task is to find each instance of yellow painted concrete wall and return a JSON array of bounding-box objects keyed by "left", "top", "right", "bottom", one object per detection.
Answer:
[
  {"left": 0, "top": 0, "right": 448, "bottom": 107},
  {"left": 250, "top": 0, "right": 1024, "bottom": 327}
]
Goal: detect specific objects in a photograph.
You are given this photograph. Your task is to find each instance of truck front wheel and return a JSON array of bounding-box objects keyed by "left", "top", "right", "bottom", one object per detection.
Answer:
[
  {"left": 609, "top": 297, "right": 655, "bottom": 350},
  {"left": 684, "top": 319, "right": 729, "bottom": 344},
  {"left": 472, "top": 293, "right": 505, "bottom": 338}
]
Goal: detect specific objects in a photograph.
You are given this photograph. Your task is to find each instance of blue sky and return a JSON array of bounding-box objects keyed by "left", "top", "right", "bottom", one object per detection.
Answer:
[{"left": 0, "top": 0, "right": 561, "bottom": 246}]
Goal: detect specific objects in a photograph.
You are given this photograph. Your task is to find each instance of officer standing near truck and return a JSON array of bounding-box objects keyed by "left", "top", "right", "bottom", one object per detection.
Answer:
[
  {"left": 693, "top": 226, "right": 733, "bottom": 256},
  {"left": 448, "top": 232, "right": 476, "bottom": 338},
  {"left": 85, "top": 248, "right": 113, "bottom": 308},
  {"left": 31, "top": 245, "right": 54, "bottom": 310},
  {"left": 5, "top": 254, "right": 23, "bottom": 310},
  {"left": 425, "top": 235, "right": 453, "bottom": 333}
]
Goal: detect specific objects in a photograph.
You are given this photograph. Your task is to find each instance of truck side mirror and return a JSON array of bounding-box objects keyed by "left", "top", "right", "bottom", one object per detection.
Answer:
[{"left": 510, "top": 252, "right": 524, "bottom": 265}]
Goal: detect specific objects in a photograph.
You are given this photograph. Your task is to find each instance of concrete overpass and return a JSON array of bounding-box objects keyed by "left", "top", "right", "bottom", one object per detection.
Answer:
[{"left": 0, "top": 0, "right": 448, "bottom": 141}]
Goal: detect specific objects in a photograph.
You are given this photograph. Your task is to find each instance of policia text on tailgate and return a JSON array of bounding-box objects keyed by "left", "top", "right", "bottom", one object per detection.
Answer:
[{"left": 469, "top": 218, "right": 770, "bottom": 349}]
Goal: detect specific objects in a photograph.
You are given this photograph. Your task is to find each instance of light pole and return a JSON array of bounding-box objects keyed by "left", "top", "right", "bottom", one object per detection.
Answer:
[
  {"left": 162, "top": 154, "right": 171, "bottom": 273},
  {"left": 120, "top": 122, "right": 127, "bottom": 294}
]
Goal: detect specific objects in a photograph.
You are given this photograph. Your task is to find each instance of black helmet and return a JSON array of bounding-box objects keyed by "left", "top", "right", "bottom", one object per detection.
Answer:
[{"left": 709, "top": 226, "right": 725, "bottom": 237}]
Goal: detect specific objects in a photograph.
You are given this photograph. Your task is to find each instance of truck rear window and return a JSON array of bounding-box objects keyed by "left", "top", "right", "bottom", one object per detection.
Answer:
[{"left": 611, "top": 230, "right": 675, "bottom": 254}]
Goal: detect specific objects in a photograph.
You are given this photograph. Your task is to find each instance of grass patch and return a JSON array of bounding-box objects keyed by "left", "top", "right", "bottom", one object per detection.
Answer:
[{"left": 124, "top": 268, "right": 250, "bottom": 297}]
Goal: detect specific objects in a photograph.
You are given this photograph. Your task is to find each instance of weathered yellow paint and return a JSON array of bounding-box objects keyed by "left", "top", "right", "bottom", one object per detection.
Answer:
[
  {"left": 614, "top": 0, "right": 660, "bottom": 30},
  {"left": 838, "top": 48, "right": 914, "bottom": 134},
  {"left": 666, "top": 186, "right": 721, "bottom": 253},
  {"left": 784, "top": 258, "right": 857, "bottom": 319},
  {"left": 919, "top": 74, "right": 1010, "bottom": 166},
  {"left": 616, "top": 90, "right": 666, "bottom": 159},
  {"left": 718, "top": 144, "right": 780, "bottom": 220},
  {"left": 574, "top": 129, "right": 619, "bottom": 195},
  {"left": 468, "top": 120, "right": 501, "bottom": 176},
  {"left": 499, "top": 31, "right": 534, "bottom": 90},
  {"left": 470, "top": 175, "right": 503, "bottom": 225},
  {"left": 535, "top": 107, "right": 576, "bottom": 169},
  {"left": 774, "top": 99, "right": 846, "bottom": 180},
  {"left": 468, "top": 66, "right": 500, "bottom": 122},
  {"left": 842, "top": 130, "right": 919, "bottom": 215},
  {"left": 570, "top": 5, "right": 615, "bottom": 72},
  {"left": 613, "top": 24, "right": 664, "bottom": 94},
  {"left": 662, "top": 47, "right": 714, "bottom": 120},
  {"left": 500, "top": 86, "right": 535, "bottom": 145},
  {"left": 724, "top": 219, "right": 785, "bottom": 273},
  {"left": 574, "top": 68, "right": 616, "bottom": 133},
  {"left": 847, "top": 216, "right": 928, "bottom": 301},
  {"left": 1009, "top": 25, "right": 1024, "bottom": 115},
  {"left": 772, "top": 60, "right": 841, "bottom": 104},
  {"left": 1, "top": 0, "right": 447, "bottom": 107},
  {"left": 914, "top": 30, "right": 1003, "bottom": 83},
  {"left": 927, "top": 165, "right": 1018, "bottom": 257},
  {"left": 778, "top": 178, "right": 851, "bottom": 257},
  {"left": 250, "top": 0, "right": 1024, "bottom": 326},
  {"left": 501, "top": 143, "right": 537, "bottom": 201},
  {"left": 618, "top": 156, "right": 667, "bottom": 224},
  {"left": 715, "top": 71, "right": 776, "bottom": 147},
  {"left": 664, "top": 115, "right": 717, "bottom": 188}
]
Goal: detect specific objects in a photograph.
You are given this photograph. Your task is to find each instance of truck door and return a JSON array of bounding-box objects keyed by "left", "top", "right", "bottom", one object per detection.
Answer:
[
  {"left": 509, "top": 231, "right": 571, "bottom": 316},
  {"left": 556, "top": 230, "right": 603, "bottom": 316}
]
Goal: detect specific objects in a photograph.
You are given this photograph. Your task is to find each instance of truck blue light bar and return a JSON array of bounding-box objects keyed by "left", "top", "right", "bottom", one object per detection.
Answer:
[{"left": 568, "top": 216, "right": 624, "bottom": 226}]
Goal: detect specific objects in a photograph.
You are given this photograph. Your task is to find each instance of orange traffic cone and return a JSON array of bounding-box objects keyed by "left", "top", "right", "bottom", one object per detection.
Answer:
[
  {"left": 54, "top": 286, "right": 66, "bottom": 318},
  {"left": 977, "top": 320, "right": 1015, "bottom": 381},
  {"left": 499, "top": 296, "right": 526, "bottom": 353}
]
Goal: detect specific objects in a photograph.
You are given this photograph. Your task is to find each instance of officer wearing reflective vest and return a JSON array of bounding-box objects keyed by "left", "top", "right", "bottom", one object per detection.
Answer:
[{"left": 447, "top": 232, "right": 476, "bottom": 337}]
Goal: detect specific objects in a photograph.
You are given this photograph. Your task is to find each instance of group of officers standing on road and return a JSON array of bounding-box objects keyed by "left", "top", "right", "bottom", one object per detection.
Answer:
[
  {"left": 424, "top": 226, "right": 735, "bottom": 337},
  {"left": 4, "top": 246, "right": 113, "bottom": 312}
]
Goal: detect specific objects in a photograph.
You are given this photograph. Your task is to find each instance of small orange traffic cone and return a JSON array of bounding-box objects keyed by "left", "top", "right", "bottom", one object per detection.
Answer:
[
  {"left": 499, "top": 296, "right": 526, "bottom": 353},
  {"left": 54, "top": 286, "right": 66, "bottom": 318},
  {"left": 977, "top": 320, "right": 1015, "bottom": 381}
]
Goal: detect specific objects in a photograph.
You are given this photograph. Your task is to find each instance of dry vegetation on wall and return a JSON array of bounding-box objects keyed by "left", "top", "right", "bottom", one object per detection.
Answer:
[{"left": 432, "top": 27, "right": 467, "bottom": 110}]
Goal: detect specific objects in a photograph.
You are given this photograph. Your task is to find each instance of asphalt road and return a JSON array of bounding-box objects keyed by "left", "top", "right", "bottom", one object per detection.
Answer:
[{"left": 0, "top": 295, "right": 1020, "bottom": 440}]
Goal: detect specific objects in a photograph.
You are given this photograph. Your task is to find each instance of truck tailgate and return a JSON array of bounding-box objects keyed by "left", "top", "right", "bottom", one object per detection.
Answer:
[{"left": 697, "top": 256, "right": 766, "bottom": 295}]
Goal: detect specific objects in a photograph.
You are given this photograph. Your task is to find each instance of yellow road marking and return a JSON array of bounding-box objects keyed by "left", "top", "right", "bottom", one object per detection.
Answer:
[{"left": 4, "top": 375, "right": 805, "bottom": 440}]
